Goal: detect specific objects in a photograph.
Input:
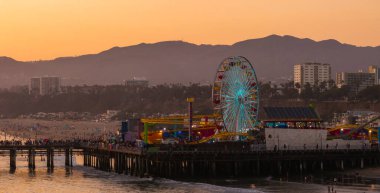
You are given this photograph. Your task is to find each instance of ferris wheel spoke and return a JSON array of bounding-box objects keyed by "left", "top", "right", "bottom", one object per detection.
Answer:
[
  {"left": 223, "top": 79, "right": 238, "bottom": 97},
  {"left": 225, "top": 73, "right": 240, "bottom": 95},
  {"left": 223, "top": 111, "right": 236, "bottom": 131},
  {"left": 223, "top": 101, "right": 237, "bottom": 117},
  {"left": 224, "top": 85, "right": 238, "bottom": 97},
  {"left": 223, "top": 95, "right": 237, "bottom": 100},
  {"left": 224, "top": 103, "right": 239, "bottom": 130},
  {"left": 241, "top": 77, "right": 251, "bottom": 91},
  {"left": 221, "top": 102, "right": 234, "bottom": 109},
  {"left": 242, "top": 104, "right": 255, "bottom": 128},
  {"left": 244, "top": 88, "right": 259, "bottom": 98},
  {"left": 245, "top": 100, "right": 258, "bottom": 104}
]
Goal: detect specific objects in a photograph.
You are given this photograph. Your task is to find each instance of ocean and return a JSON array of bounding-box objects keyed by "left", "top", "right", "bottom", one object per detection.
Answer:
[{"left": 0, "top": 155, "right": 378, "bottom": 193}]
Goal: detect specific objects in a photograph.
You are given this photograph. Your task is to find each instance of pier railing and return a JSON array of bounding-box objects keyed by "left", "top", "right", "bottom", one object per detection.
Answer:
[
  {"left": 0, "top": 141, "right": 377, "bottom": 154},
  {"left": 147, "top": 142, "right": 379, "bottom": 154}
]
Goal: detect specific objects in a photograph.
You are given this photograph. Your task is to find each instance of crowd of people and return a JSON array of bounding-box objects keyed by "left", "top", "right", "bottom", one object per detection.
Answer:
[
  {"left": 0, "top": 138, "right": 143, "bottom": 152},
  {"left": 0, "top": 140, "right": 22, "bottom": 145},
  {"left": 0, "top": 139, "right": 83, "bottom": 146}
]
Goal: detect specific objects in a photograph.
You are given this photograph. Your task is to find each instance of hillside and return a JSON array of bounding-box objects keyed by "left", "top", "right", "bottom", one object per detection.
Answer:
[{"left": 1, "top": 35, "right": 380, "bottom": 87}]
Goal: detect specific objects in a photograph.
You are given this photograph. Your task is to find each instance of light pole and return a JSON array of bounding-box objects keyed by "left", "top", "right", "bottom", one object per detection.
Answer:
[
  {"left": 369, "top": 130, "right": 372, "bottom": 142},
  {"left": 276, "top": 134, "right": 280, "bottom": 151},
  {"left": 116, "top": 130, "right": 120, "bottom": 142},
  {"left": 187, "top": 97, "right": 194, "bottom": 141}
]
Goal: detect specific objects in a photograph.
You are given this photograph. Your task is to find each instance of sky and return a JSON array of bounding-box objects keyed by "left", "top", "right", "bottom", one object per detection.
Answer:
[{"left": 0, "top": 0, "right": 379, "bottom": 61}]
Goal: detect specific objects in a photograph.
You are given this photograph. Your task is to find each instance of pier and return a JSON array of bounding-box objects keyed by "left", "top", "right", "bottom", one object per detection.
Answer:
[
  {"left": 0, "top": 143, "right": 379, "bottom": 179},
  {"left": 140, "top": 145, "right": 380, "bottom": 178},
  {"left": 71, "top": 143, "right": 380, "bottom": 178},
  {"left": 0, "top": 145, "right": 75, "bottom": 172}
]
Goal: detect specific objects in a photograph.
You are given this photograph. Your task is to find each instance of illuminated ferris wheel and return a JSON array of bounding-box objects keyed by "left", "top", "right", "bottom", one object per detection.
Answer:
[{"left": 212, "top": 56, "right": 260, "bottom": 133}]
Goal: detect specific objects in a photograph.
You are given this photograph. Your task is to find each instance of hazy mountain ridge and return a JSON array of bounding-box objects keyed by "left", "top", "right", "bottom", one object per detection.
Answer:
[{"left": 1, "top": 35, "right": 380, "bottom": 88}]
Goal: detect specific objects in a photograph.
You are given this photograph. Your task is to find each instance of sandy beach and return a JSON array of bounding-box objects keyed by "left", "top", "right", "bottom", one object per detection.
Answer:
[{"left": 0, "top": 119, "right": 120, "bottom": 141}]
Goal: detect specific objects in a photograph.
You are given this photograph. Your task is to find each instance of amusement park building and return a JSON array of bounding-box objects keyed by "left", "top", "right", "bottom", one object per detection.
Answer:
[
  {"left": 261, "top": 106, "right": 322, "bottom": 129},
  {"left": 261, "top": 106, "right": 327, "bottom": 150},
  {"left": 293, "top": 63, "right": 331, "bottom": 91}
]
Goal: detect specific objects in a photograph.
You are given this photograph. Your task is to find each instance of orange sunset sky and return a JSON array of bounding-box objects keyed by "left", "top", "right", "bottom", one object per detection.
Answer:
[{"left": 0, "top": 0, "right": 379, "bottom": 61}]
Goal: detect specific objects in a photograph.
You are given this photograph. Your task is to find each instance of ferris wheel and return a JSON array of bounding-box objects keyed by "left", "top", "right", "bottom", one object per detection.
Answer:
[{"left": 212, "top": 56, "right": 259, "bottom": 133}]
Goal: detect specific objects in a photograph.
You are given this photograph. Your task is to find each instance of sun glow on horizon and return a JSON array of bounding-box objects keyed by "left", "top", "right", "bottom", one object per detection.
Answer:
[{"left": 1, "top": 0, "right": 379, "bottom": 61}]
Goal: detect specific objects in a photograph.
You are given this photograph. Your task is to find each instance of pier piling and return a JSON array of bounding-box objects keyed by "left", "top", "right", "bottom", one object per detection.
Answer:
[{"left": 9, "top": 149, "right": 16, "bottom": 172}]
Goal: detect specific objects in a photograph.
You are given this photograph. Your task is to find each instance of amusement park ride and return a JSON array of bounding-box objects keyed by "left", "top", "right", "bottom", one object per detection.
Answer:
[
  {"left": 130, "top": 56, "right": 379, "bottom": 146},
  {"left": 328, "top": 115, "right": 380, "bottom": 143},
  {"left": 139, "top": 56, "right": 260, "bottom": 144}
]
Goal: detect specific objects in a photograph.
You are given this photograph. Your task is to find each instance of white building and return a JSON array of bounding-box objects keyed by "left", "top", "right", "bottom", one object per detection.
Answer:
[
  {"left": 294, "top": 63, "right": 331, "bottom": 91},
  {"left": 29, "top": 76, "right": 61, "bottom": 96}
]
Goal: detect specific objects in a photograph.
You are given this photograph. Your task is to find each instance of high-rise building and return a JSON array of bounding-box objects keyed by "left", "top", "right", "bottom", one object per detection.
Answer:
[
  {"left": 368, "top": 65, "right": 380, "bottom": 85},
  {"left": 29, "top": 76, "right": 61, "bottom": 96},
  {"left": 29, "top": 77, "right": 41, "bottom": 95},
  {"left": 335, "top": 71, "right": 375, "bottom": 93},
  {"left": 40, "top": 76, "right": 61, "bottom": 95},
  {"left": 293, "top": 63, "right": 331, "bottom": 91}
]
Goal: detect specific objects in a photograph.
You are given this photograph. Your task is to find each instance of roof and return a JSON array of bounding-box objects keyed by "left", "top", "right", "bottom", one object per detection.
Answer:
[{"left": 262, "top": 107, "right": 321, "bottom": 122}]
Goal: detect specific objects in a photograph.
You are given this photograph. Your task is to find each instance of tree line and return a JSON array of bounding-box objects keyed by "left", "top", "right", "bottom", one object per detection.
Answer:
[
  {"left": 0, "top": 84, "right": 213, "bottom": 117},
  {"left": 0, "top": 82, "right": 378, "bottom": 118},
  {"left": 260, "top": 81, "right": 380, "bottom": 101}
]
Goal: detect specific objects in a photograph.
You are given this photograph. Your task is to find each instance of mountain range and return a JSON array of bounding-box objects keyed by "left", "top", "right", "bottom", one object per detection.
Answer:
[{"left": 1, "top": 35, "right": 380, "bottom": 88}]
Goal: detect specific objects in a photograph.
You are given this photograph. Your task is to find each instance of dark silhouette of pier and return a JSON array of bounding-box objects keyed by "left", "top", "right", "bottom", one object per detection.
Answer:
[
  {"left": 80, "top": 144, "right": 380, "bottom": 178},
  {"left": 1, "top": 143, "right": 379, "bottom": 179},
  {"left": 0, "top": 144, "right": 76, "bottom": 173}
]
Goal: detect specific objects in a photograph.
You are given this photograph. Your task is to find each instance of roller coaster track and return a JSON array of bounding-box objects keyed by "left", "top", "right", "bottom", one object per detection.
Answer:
[
  {"left": 357, "top": 115, "right": 380, "bottom": 130},
  {"left": 343, "top": 115, "right": 380, "bottom": 139},
  {"left": 141, "top": 114, "right": 221, "bottom": 125},
  {"left": 189, "top": 132, "right": 251, "bottom": 144}
]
